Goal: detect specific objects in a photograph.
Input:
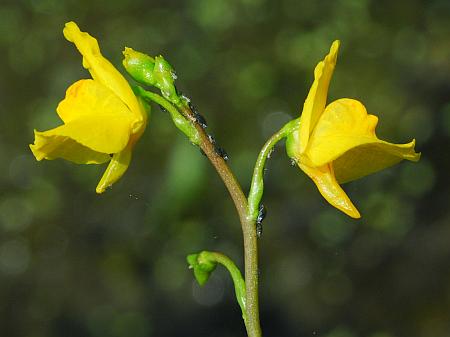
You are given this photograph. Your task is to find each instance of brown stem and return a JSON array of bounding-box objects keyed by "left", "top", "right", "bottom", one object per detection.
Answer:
[{"left": 179, "top": 104, "right": 262, "bottom": 337}]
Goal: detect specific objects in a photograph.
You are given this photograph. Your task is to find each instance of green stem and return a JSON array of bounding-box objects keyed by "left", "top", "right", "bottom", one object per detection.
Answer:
[
  {"left": 136, "top": 86, "right": 200, "bottom": 145},
  {"left": 178, "top": 100, "right": 262, "bottom": 337},
  {"left": 139, "top": 88, "right": 263, "bottom": 337},
  {"left": 209, "top": 252, "right": 247, "bottom": 323},
  {"left": 247, "top": 119, "right": 299, "bottom": 221},
  {"left": 189, "top": 251, "right": 247, "bottom": 324}
]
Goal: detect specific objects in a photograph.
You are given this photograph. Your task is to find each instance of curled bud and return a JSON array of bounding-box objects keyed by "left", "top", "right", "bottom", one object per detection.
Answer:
[{"left": 187, "top": 252, "right": 217, "bottom": 286}]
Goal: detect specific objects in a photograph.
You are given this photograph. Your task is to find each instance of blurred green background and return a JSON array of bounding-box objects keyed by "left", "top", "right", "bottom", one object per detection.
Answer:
[{"left": 1, "top": 0, "right": 450, "bottom": 336}]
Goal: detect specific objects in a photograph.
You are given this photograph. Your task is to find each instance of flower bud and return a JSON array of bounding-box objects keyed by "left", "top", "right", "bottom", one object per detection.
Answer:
[
  {"left": 187, "top": 253, "right": 217, "bottom": 286},
  {"left": 122, "top": 47, "right": 156, "bottom": 86},
  {"left": 123, "top": 48, "right": 180, "bottom": 105}
]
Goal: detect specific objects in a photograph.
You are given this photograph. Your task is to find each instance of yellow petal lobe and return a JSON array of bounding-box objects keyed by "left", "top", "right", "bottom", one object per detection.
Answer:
[
  {"left": 305, "top": 98, "right": 420, "bottom": 183},
  {"left": 299, "top": 162, "right": 361, "bottom": 218},
  {"left": 333, "top": 140, "right": 420, "bottom": 184},
  {"left": 96, "top": 147, "right": 132, "bottom": 193},
  {"left": 30, "top": 131, "right": 110, "bottom": 164},
  {"left": 57, "top": 79, "right": 134, "bottom": 123},
  {"left": 35, "top": 112, "right": 134, "bottom": 155},
  {"left": 63, "top": 22, "right": 142, "bottom": 120},
  {"left": 298, "top": 40, "right": 339, "bottom": 155}
]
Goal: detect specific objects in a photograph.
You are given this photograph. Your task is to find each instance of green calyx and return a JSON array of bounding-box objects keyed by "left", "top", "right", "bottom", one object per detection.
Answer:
[
  {"left": 285, "top": 121, "right": 300, "bottom": 160},
  {"left": 187, "top": 252, "right": 217, "bottom": 286},
  {"left": 123, "top": 48, "right": 180, "bottom": 105}
]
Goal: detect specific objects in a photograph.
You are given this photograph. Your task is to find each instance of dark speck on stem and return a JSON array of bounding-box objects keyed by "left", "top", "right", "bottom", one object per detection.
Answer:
[
  {"left": 256, "top": 204, "right": 266, "bottom": 238},
  {"left": 215, "top": 146, "right": 229, "bottom": 161}
]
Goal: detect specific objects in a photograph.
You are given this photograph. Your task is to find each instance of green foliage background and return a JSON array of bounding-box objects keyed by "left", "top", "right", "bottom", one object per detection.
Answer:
[{"left": 1, "top": 0, "right": 449, "bottom": 336}]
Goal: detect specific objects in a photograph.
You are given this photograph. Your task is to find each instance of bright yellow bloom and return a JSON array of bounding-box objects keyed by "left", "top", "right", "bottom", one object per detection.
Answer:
[
  {"left": 291, "top": 41, "right": 420, "bottom": 218},
  {"left": 30, "top": 22, "right": 147, "bottom": 193}
]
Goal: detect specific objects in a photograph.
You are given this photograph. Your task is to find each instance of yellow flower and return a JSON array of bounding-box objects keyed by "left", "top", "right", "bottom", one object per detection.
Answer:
[
  {"left": 289, "top": 41, "right": 420, "bottom": 218},
  {"left": 30, "top": 22, "right": 147, "bottom": 193}
]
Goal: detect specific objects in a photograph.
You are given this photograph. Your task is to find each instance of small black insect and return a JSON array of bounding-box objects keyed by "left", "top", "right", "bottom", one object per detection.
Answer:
[
  {"left": 256, "top": 204, "right": 266, "bottom": 238},
  {"left": 290, "top": 158, "right": 297, "bottom": 167},
  {"left": 256, "top": 222, "right": 263, "bottom": 238},
  {"left": 194, "top": 112, "right": 208, "bottom": 129},
  {"left": 189, "top": 102, "right": 208, "bottom": 128},
  {"left": 215, "top": 146, "right": 229, "bottom": 161},
  {"left": 159, "top": 105, "right": 168, "bottom": 114},
  {"left": 207, "top": 134, "right": 216, "bottom": 145}
]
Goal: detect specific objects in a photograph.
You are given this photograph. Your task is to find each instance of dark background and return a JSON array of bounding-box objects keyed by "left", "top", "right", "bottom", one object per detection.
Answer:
[{"left": 0, "top": 0, "right": 449, "bottom": 336}]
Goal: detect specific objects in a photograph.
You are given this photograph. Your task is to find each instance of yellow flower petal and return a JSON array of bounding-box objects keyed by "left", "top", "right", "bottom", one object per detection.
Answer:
[
  {"left": 30, "top": 131, "right": 110, "bottom": 164},
  {"left": 57, "top": 79, "right": 134, "bottom": 123},
  {"left": 298, "top": 40, "right": 339, "bottom": 155},
  {"left": 35, "top": 112, "right": 134, "bottom": 155},
  {"left": 299, "top": 162, "right": 361, "bottom": 218},
  {"left": 96, "top": 146, "right": 132, "bottom": 193},
  {"left": 333, "top": 140, "right": 420, "bottom": 184},
  {"left": 63, "top": 22, "right": 142, "bottom": 120},
  {"left": 306, "top": 98, "right": 378, "bottom": 165},
  {"left": 304, "top": 98, "right": 420, "bottom": 182}
]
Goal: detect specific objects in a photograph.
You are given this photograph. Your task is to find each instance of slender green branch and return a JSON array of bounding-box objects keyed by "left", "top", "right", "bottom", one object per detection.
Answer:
[
  {"left": 187, "top": 251, "right": 247, "bottom": 324},
  {"left": 247, "top": 119, "right": 299, "bottom": 221},
  {"left": 135, "top": 86, "right": 200, "bottom": 145}
]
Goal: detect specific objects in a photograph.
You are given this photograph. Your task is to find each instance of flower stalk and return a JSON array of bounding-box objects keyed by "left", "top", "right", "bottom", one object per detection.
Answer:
[
  {"left": 187, "top": 251, "right": 247, "bottom": 325},
  {"left": 247, "top": 118, "right": 299, "bottom": 221}
]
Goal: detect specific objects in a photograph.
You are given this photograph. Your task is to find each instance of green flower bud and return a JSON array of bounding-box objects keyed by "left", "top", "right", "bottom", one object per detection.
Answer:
[
  {"left": 153, "top": 55, "right": 180, "bottom": 105},
  {"left": 123, "top": 48, "right": 180, "bottom": 105},
  {"left": 122, "top": 47, "right": 156, "bottom": 86},
  {"left": 187, "top": 252, "right": 217, "bottom": 286}
]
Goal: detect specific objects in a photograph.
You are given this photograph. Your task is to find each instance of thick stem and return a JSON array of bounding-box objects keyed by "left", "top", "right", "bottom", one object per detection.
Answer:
[{"left": 178, "top": 103, "right": 262, "bottom": 337}]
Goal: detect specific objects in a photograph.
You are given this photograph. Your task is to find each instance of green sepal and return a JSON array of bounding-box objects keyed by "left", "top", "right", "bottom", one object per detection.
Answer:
[{"left": 187, "top": 253, "right": 217, "bottom": 286}]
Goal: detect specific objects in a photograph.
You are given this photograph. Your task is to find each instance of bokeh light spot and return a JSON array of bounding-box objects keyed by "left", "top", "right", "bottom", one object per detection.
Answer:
[
  {"left": 192, "top": 273, "right": 224, "bottom": 307},
  {"left": 0, "top": 196, "right": 34, "bottom": 232},
  {"left": 310, "top": 210, "right": 356, "bottom": 247},
  {"left": 400, "top": 159, "right": 435, "bottom": 197},
  {"left": 0, "top": 239, "right": 30, "bottom": 275},
  {"left": 398, "top": 106, "right": 434, "bottom": 143}
]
